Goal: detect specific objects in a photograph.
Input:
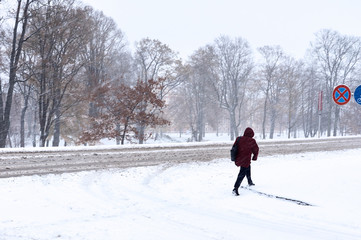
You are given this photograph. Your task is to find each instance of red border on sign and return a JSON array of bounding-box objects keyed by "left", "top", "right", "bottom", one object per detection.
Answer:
[{"left": 333, "top": 85, "right": 351, "bottom": 105}]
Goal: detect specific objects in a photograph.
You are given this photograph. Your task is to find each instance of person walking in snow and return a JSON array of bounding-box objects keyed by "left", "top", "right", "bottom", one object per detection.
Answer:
[{"left": 232, "top": 127, "right": 259, "bottom": 196}]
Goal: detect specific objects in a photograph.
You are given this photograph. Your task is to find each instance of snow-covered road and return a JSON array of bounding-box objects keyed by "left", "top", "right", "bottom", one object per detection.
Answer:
[
  {"left": 1, "top": 136, "right": 361, "bottom": 178},
  {"left": 1, "top": 146, "right": 361, "bottom": 239}
]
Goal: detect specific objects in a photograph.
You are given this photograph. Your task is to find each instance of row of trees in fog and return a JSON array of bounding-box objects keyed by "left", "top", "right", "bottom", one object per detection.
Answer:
[
  {"left": 171, "top": 31, "right": 361, "bottom": 141},
  {"left": 1, "top": 0, "right": 361, "bottom": 147}
]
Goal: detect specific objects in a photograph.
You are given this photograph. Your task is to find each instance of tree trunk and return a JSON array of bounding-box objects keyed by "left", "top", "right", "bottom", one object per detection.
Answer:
[
  {"left": 138, "top": 124, "right": 145, "bottom": 144},
  {"left": 333, "top": 105, "right": 340, "bottom": 137},
  {"left": 20, "top": 97, "right": 29, "bottom": 147},
  {"left": 52, "top": 87, "right": 61, "bottom": 147},
  {"left": 32, "top": 104, "right": 37, "bottom": 147},
  {"left": 327, "top": 101, "right": 332, "bottom": 137},
  {"left": 120, "top": 117, "right": 130, "bottom": 145},
  {"left": 262, "top": 97, "right": 268, "bottom": 139},
  {"left": 229, "top": 110, "right": 237, "bottom": 140},
  {"left": 269, "top": 110, "right": 276, "bottom": 139},
  {"left": 0, "top": 0, "right": 31, "bottom": 148},
  {"left": 52, "top": 105, "right": 61, "bottom": 147},
  {"left": 116, "top": 123, "right": 121, "bottom": 145}
]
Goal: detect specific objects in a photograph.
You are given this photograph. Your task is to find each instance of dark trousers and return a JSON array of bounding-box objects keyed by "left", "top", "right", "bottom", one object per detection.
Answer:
[{"left": 234, "top": 166, "right": 253, "bottom": 189}]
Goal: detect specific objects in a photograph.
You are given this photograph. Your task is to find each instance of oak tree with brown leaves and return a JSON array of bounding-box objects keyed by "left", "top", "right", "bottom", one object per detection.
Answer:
[{"left": 79, "top": 79, "right": 169, "bottom": 145}]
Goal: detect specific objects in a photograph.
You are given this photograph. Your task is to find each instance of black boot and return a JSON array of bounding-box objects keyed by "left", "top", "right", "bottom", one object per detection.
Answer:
[
  {"left": 248, "top": 182, "right": 255, "bottom": 186},
  {"left": 232, "top": 188, "right": 240, "bottom": 196}
]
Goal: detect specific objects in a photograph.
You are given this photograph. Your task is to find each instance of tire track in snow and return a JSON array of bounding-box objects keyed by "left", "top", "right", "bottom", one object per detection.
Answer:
[{"left": 1, "top": 136, "right": 361, "bottom": 178}]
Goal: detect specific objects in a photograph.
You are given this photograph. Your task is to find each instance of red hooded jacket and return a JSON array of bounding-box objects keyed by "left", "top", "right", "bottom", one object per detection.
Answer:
[{"left": 234, "top": 127, "right": 259, "bottom": 167}]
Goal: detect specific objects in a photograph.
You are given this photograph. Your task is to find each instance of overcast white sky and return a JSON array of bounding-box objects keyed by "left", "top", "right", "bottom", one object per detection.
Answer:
[{"left": 81, "top": 0, "right": 361, "bottom": 60}]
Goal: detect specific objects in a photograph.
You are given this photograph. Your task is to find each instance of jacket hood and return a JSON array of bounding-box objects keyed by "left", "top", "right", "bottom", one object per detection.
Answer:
[{"left": 243, "top": 127, "right": 254, "bottom": 138}]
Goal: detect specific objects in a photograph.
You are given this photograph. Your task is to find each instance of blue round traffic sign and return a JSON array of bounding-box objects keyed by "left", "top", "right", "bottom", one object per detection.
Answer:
[
  {"left": 354, "top": 85, "right": 361, "bottom": 105},
  {"left": 333, "top": 85, "right": 351, "bottom": 105}
]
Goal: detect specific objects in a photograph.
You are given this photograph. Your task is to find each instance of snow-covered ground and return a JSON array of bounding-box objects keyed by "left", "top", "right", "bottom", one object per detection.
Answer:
[{"left": 1, "top": 148, "right": 361, "bottom": 240}]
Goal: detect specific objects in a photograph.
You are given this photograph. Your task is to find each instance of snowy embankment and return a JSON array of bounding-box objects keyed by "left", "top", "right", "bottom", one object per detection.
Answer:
[{"left": 1, "top": 148, "right": 361, "bottom": 240}]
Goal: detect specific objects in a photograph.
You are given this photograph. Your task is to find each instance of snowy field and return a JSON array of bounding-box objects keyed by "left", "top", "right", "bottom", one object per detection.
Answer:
[{"left": 1, "top": 148, "right": 361, "bottom": 240}]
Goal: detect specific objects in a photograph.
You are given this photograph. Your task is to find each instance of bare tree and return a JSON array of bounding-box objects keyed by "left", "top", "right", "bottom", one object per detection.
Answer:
[
  {"left": 49, "top": 4, "right": 90, "bottom": 147},
  {"left": 257, "top": 45, "right": 284, "bottom": 139},
  {"left": 300, "top": 64, "right": 321, "bottom": 137},
  {"left": 311, "top": 29, "right": 361, "bottom": 136},
  {"left": 281, "top": 57, "right": 303, "bottom": 138},
  {"left": 0, "top": 0, "right": 34, "bottom": 148},
  {"left": 180, "top": 47, "right": 217, "bottom": 141},
  {"left": 81, "top": 8, "right": 127, "bottom": 119},
  {"left": 26, "top": 0, "right": 91, "bottom": 146},
  {"left": 134, "top": 38, "right": 179, "bottom": 143},
  {"left": 16, "top": 49, "right": 36, "bottom": 147},
  {"left": 135, "top": 38, "right": 178, "bottom": 82},
  {"left": 211, "top": 36, "right": 253, "bottom": 140}
]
